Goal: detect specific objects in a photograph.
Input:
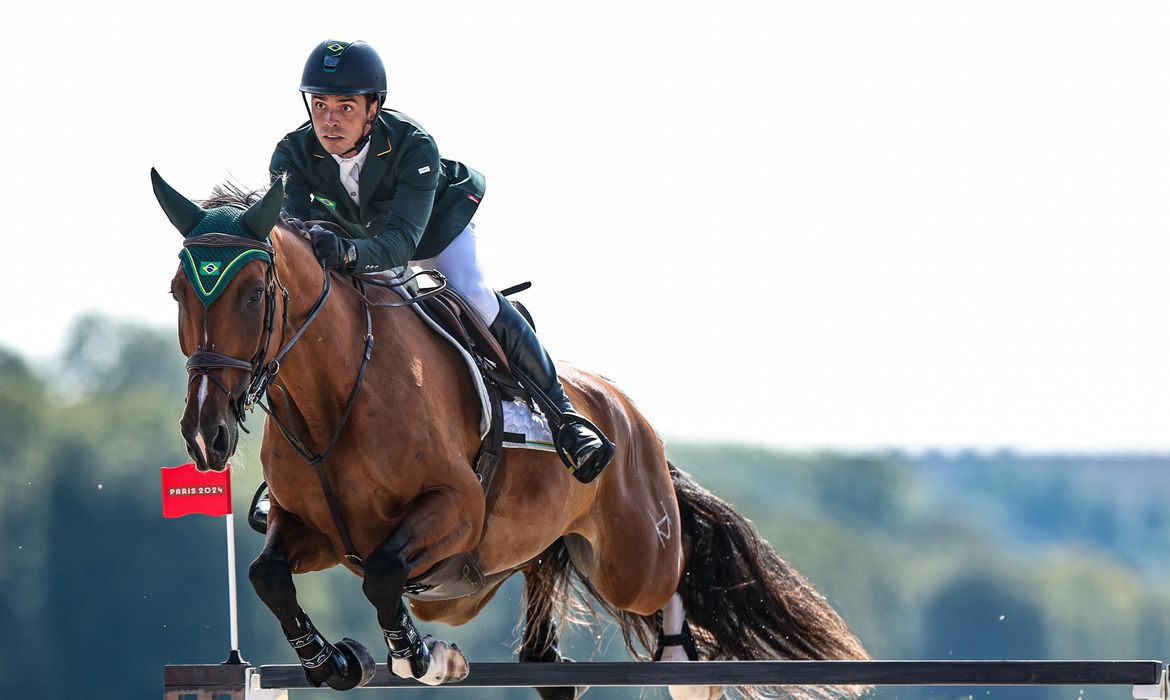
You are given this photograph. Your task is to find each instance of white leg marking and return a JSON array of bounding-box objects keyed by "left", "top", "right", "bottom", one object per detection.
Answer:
[
  {"left": 418, "top": 635, "right": 469, "bottom": 686},
  {"left": 661, "top": 593, "right": 724, "bottom": 700},
  {"left": 390, "top": 654, "right": 414, "bottom": 679}
]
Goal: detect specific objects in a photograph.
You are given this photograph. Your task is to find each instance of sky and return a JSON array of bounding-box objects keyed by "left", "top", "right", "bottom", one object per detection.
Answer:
[{"left": 2, "top": 1, "right": 1168, "bottom": 452}]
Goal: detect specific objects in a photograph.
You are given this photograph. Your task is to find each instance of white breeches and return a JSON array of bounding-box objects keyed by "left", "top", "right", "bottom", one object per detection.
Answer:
[{"left": 413, "top": 222, "right": 500, "bottom": 324}]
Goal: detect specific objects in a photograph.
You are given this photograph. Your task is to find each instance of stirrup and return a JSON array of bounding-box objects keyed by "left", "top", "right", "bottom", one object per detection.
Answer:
[
  {"left": 554, "top": 412, "right": 615, "bottom": 484},
  {"left": 248, "top": 482, "right": 270, "bottom": 534}
]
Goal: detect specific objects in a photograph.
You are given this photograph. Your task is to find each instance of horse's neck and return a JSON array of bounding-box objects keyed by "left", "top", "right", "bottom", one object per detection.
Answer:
[
  {"left": 270, "top": 229, "right": 366, "bottom": 424},
  {"left": 267, "top": 228, "right": 431, "bottom": 424}
]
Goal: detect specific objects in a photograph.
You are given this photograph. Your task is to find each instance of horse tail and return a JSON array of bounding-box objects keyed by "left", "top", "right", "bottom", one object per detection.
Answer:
[
  {"left": 523, "top": 463, "right": 868, "bottom": 698},
  {"left": 671, "top": 461, "right": 870, "bottom": 696}
]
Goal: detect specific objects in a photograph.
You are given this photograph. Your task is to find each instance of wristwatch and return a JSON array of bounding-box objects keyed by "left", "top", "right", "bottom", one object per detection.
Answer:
[{"left": 343, "top": 240, "right": 358, "bottom": 269}]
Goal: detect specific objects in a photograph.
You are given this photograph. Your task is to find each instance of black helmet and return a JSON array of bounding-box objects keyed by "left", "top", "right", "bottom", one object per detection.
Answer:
[{"left": 300, "top": 40, "right": 387, "bottom": 101}]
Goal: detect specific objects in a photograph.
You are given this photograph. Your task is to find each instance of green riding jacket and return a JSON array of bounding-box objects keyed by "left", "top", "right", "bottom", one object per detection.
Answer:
[{"left": 269, "top": 109, "right": 486, "bottom": 271}]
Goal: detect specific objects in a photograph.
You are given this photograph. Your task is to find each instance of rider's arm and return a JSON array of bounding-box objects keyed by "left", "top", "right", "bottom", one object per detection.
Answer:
[{"left": 348, "top": 138, "right": 441, "bottom": 273}]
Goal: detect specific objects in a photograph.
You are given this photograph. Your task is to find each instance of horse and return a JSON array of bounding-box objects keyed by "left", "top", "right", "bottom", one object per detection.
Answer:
[{"left": 152, "top": 169, "right": 868, "bottom": 700}]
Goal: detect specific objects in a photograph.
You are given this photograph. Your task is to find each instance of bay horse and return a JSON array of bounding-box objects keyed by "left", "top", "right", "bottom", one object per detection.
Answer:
[{"left": 153, "top": 169, "right": 868, "bottom": 700}]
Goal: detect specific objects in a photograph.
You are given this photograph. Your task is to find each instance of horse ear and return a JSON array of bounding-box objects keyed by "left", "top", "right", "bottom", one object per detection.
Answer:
[
  {"left": 241, "top": 180, "right": 285, "bottom": 241},
  {"left": 151, "top": 168, "right": 206, "bottom": 237}
]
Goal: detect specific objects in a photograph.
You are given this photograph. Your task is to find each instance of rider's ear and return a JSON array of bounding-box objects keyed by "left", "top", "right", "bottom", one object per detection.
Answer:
[
  {"left": 241, "top": 180, "right": 285, "bottom": 241},
  {"left": 151, "top": 168, "right": 205, "bottom": 237}
]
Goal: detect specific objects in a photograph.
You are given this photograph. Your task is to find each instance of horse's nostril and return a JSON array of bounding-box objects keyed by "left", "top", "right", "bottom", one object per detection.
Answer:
[{"left": 212, "top": 424, "right": 230, "bottom": 454}]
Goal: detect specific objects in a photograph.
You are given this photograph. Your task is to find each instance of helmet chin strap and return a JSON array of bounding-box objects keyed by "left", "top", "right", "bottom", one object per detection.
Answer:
[{"left": 337, "top": 119, "right": 373, "bottom": 157}]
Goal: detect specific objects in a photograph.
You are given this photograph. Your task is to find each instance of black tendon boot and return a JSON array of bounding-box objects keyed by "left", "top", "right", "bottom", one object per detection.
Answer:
[{"left": 489, "top": 293, "right": 614, "bottom": 483}]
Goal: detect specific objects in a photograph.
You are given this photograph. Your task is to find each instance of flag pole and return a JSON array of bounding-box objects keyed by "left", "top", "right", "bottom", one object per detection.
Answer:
[
  {"left": 224, "top": 510, "right": 245, "bottom": 664},
  {"left": 223, "top": 508, "right": 244, "bottom": 664}
]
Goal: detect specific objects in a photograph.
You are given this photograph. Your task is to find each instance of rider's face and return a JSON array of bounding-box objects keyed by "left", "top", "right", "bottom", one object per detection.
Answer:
[{"left": 309, "top": 94, "right": 377, "bottom": 155}]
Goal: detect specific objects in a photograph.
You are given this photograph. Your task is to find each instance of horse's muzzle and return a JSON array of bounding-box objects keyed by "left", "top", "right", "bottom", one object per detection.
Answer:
[{"left": 181, "top": 378, "right": 239, "bottom": 471}]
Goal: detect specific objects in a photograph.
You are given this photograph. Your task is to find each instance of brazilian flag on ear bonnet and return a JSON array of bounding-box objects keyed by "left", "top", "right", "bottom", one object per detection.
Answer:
[{"left": 300, "top": 39, "right": 387, "bottom": 100}]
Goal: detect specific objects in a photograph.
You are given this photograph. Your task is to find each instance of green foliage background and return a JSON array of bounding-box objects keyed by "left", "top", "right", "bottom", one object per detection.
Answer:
[{"left": 1, "top": 316, "right": 1166, "bottom": 699}]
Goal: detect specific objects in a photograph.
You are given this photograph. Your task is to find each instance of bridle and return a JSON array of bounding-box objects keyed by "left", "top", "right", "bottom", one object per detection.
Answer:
[{"left": 182, "top": 234, "right": 299, "bottom": 431}]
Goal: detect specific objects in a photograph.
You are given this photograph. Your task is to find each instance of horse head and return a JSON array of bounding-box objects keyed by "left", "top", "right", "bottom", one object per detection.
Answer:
[{"left": 152, "top": 169, "right": 285, "bottom": 471}]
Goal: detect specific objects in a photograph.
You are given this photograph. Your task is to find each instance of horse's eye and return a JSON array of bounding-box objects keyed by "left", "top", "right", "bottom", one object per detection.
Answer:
[{"left": 247, "top": 288, "right": 264, "bottom": 305}]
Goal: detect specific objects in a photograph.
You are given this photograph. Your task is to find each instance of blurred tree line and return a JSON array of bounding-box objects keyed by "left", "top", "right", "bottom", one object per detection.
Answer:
[{"left": 0, "top": 316, "right": 1166, "bottom": 700}]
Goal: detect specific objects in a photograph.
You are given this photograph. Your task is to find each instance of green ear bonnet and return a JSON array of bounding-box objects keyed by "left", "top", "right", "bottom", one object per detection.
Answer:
[
  {"left": 178, "top": 241, "right": 272, "bottom": 307},
  {"left": 151, "top": 168, "right": 285, "bottom": 307}
]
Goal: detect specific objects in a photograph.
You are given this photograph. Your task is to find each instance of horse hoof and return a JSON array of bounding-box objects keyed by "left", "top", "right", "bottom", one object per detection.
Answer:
[
  {"left": 535, "top": 684, "right": 587, "bottom": 700},
  {"left": 329, "top": 638, "right": 376, "bottom": 690},
  {"left": 418, "top": 635, "right": 469, "bottom": 685},
  {"left": 668, "top": 684, "right": 724, "bottom": 700},
  {"left": 534, "top": 657, "right": 587, "bottom": 700}
]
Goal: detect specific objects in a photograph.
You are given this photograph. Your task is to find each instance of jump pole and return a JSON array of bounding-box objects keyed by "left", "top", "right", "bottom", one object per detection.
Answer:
[{"left": 165, "top": 659, "right": 1169, "bottom": 699}]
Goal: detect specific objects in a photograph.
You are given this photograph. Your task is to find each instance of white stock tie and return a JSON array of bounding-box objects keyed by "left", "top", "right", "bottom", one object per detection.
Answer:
[{"left": 339, "top": 160, "right": 360, "bottom": 204}]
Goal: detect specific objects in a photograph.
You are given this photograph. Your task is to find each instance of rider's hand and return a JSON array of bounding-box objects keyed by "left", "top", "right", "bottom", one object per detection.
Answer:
[
  {"left": 281, "top": 214, "right": 306, "bottom": 233},
  {"left": 309, "top": 225, "right": 356, "bottom": 270}
]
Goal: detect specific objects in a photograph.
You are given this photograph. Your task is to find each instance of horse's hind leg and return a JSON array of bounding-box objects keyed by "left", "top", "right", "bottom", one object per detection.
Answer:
[
  {"left": 519, "top": 563, "right": 583, "bottom": 700},
  {"left": 248, "top": 505, "right": 375, "bottom": 690},
  {"left": 657, "top": 593, "right": 722, "bottom": 700},
  {"left": 362, "top": 489, "right": 475, "bottom": 685}
]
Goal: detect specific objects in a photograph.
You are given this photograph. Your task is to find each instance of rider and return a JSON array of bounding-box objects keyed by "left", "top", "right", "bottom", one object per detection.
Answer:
[{"left": 269, "top": 39, "right": 613, "bottom": 483}]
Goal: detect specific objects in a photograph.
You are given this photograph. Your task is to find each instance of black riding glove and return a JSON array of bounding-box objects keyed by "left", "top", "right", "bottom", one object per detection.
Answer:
[{"left": 309, "top": 225, "right": 357, "bottom": 270}]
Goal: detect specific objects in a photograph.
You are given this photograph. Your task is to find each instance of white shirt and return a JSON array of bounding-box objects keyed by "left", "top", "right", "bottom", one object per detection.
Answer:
[{"left": 331, "top": 140, "right": 371, "bottom": 204}]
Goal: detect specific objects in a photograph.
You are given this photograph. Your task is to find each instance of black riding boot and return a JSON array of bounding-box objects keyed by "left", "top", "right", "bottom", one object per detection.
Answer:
[{"left": 489, "top": 293, "right": 614, "bottom": 483}]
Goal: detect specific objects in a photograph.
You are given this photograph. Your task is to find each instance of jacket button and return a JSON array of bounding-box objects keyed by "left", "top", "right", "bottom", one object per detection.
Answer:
[{"left": 365, "top": 221, "right": 372, "bottom": 228}]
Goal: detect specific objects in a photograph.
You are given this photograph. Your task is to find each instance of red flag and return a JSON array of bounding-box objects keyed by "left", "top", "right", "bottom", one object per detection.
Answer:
[{"left": 161, "top": 463, "right": 233, "bottom": 518}]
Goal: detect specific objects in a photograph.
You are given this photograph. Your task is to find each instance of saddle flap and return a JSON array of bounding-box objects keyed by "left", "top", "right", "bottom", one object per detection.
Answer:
[{"left": 416, "top": 289, "right": 521, "bottom": 393}]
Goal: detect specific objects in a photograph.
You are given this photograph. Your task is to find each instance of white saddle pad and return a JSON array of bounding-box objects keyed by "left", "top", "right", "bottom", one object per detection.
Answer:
[{"left": 502, "top": 398, "right": 556, "bottom": 452}]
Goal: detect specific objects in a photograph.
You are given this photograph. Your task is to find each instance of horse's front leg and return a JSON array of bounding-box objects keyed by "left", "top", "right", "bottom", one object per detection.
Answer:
[
  {"left": 362, "top": 489, "right": 476, "bottom": 685},
  {"left": 249, "top": 504, "right": 375, "bottom": 690}
]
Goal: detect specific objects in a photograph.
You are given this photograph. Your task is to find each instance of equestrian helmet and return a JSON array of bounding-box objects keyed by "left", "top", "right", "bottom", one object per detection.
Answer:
[{"left": 300, "top": 40, "right": 387, "bottom": 102}]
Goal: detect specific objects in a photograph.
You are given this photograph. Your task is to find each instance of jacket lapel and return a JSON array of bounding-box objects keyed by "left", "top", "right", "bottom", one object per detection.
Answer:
[
  {"left": 313, "top": 145, "right": 344, "bottom": 202},
  {"left": 359, "top": 121, "right": 391, "bottom": 217}
]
